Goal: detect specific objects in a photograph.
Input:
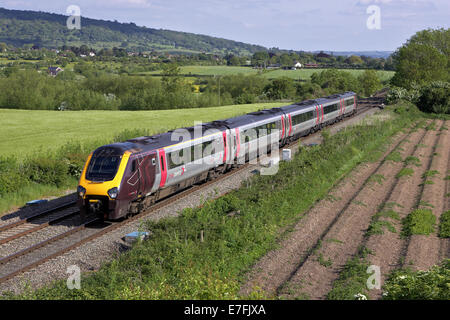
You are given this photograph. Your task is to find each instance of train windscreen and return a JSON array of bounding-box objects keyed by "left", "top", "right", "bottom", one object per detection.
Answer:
[{"left": 86, "top": 149, "right": 122, "bottom": 181}]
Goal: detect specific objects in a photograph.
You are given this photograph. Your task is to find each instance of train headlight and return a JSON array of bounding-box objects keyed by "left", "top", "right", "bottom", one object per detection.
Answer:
[
  {"left": 77, "top": 186, "right": 86, "bottom": 198},
  {"left": 108, "top": 187, "right": 119, "bottom": 199}
]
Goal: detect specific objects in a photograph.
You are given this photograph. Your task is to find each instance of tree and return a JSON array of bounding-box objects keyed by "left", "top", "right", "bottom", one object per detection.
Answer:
[
  {"left": 264, "top": 77, "right": 295, "bottom": 100},
  {"left": 358, "top": 70, "right": 382, "bottom": 97},
  {"left": 161, "top": 63, "right": 181, "bottom": 93},
  {"left": 345, "top": 55, "right": 363, "bottom": 65},
  {"left": 417, "top": 81, "right": 449, "bottom": 114},
  {"left": 391, "top": 43, "right": 448, "bottom": 88},
  {"left": 391, "top": 28, "right": 449, "bottom": 89},
  {"left": 280, "top": 53, "right": 292, "bottom": 67},
  {"left": 252, "top": 51, "right": 269, "bottom": 68}
]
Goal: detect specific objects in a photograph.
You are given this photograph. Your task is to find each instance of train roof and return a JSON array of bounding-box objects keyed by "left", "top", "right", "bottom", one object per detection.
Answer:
[
  {"left": 97, "top": 92, "right": 356, "bottom": 155},
  {"left": 281, "top": 91, "right": 356, "bottom": 113},
  {"left": 212, "top": 107, "right": 285, "bottom": 128}
]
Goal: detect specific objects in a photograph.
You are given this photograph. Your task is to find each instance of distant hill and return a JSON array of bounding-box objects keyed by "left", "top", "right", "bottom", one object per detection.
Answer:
[{"left": 0, "top": 7, "right": 267, "bottom": 55}]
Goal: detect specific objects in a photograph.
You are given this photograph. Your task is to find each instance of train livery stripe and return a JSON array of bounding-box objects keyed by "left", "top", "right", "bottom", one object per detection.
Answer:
[
  {"left": 281, "top": 116, "right": 285, "bottom": 139},
  {"left": 321, "top": 104, "right": 324, "bottom": 122},
  {"left": 316, "top": 105, "right": 319, "bottom": 124},
  {"left": 222, "top": 131, "right": 227, "bottom": 163},
  {"left": 288, "top": 114, "right": 292, "bottom": 136},
  {"left": 235, "top": 128, "right": 240, "bottom": 158},
  {"left": 159, "top": 149, "right": 167, "bottom": 188}
]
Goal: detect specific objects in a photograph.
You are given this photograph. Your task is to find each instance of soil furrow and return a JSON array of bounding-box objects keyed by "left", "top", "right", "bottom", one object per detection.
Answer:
[
  {"left": 239, "top": 123, "right": 419, "bottom": 298},
  {"left": 364, "top": 120, "right": 443, "bottom": 299},
  {"left": 275, "top": 125, "right": 429, "bottom": 300},
  {"left": 404, "top": 120, "right": 450, "bottom": 270}
]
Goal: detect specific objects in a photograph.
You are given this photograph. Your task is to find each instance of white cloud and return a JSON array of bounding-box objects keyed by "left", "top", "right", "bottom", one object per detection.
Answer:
[{"left": 92, "top": 0, "right": 152, "bottom": 8}]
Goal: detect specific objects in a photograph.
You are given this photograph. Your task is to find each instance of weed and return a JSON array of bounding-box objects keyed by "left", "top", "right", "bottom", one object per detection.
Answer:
[
  {"left": 419, "top": 201, "right": 435, "bottom": 208},
  {"left": 425, "top": 122, "right": 436, "bottom": 131},
  {"left": 422, "top": 170, "right": 439, "bottom": 178},
  {"left": 326, "top": 238, "right": 344, "bottom": 244},
  {"left": 386, "top": 151, "right": 402, "bottom": 163},
  {"left": 402, "top": 209, "right": 436, "bottom": 236},
  {"left": 369, "top": 174, "right": 386, "bottom": 185},
  {"left": 353, "top": 200, "right": 367, "bottom": 207},
  {"left": 404, "top": 156, "right": 421, "bottom": 167},
  {"left": 396, "top": 168, "right": 414, "bottom": 178},
  {"left": 439, "top": 211, "right": 450, "bottom": 238},
  {"left": 367, "top": 210, "right": 400, "bottom": 236},
  {"left": 327, "top": 257, "right": 370, "bottom": 300},
  {"left": 383, "top": 260, "right": 450, "bottom": 300},
  {"left": 317, "top": 253, "right": 333, "bottom": 268}
]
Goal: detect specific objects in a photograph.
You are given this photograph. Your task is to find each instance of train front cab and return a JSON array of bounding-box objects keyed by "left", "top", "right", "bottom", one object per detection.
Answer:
[{"left": 77, "top": 148, "right": 130, "bottom": 220}]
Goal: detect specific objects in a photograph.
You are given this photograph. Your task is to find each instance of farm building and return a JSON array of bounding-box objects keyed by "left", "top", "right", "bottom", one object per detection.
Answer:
[{"left": 47, "top": 66, "right": 64, "bottom": 76}]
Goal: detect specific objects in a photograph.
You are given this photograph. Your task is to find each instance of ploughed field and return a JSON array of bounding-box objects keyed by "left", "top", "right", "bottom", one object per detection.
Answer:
[
  {"left": 0, "top": 102, "right": 286, "bottom": 159},
  {"left": 241, "top": 119, "right": 450, "bottom": 299}
]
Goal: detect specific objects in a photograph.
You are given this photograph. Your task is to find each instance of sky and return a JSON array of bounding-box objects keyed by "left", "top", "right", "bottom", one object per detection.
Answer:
[{"left": 1, "top": 0, "right": 449, "bottom": 51}]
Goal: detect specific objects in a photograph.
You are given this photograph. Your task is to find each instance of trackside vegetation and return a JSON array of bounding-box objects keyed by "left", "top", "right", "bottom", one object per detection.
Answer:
[
  {"left": 2, "top": 107, "right": 418, "bottom": 300},
  {"left": 382, "top": 259, "right": 450, "bottom": 300}
]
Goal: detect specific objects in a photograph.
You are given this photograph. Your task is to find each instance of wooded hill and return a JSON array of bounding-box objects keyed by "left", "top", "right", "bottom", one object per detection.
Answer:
[{"left": 0, "top": 7, "right": 267, "bottom": 55}]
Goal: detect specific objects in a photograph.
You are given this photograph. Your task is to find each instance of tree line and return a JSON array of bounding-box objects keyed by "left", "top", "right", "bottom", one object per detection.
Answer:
[{"left": 0, "top": 64, "right": 383, "bottom": 111}]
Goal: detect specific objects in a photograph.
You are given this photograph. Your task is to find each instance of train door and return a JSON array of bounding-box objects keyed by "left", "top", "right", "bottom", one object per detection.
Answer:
[
  {"left": 141, "top": 153, "right": 157, "bottom": 195},
  {"left": 124, "top": 156, "right": 141, "bottom": 200}
]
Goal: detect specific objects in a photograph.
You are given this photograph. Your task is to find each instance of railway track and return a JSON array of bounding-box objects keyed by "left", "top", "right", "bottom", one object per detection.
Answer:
[
  {"left": 0, "top": 202, "right": 78, "bottom": 246},
  {"left": 0, "top": 95, "right": 384, "bottom": 286}
]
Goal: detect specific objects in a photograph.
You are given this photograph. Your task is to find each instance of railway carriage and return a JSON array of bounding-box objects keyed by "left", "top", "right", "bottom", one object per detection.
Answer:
[{"left": 77, "top": 92, "right": 357, "bottom": 220}]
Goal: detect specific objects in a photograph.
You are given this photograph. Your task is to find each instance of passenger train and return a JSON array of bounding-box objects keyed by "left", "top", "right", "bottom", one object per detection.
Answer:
[{"left": 77, "top": 92, "right": 357, "bottom": 220}]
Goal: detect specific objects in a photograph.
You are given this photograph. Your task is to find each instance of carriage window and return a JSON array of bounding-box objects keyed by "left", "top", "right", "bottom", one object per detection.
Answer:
[
  {"left": 346, "top": 99, "right": 354, "bottom": 106},
  {"left": 324, "top": 103, "right": 339, "bottom": 114},
  {"left": 160, "top": 156, "right": 165, "bottom": 171}
]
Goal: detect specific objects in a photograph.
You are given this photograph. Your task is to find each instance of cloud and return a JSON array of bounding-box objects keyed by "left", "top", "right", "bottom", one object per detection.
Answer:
[{"left": 89, "top": 0, "right": 152, "bottom": 8}]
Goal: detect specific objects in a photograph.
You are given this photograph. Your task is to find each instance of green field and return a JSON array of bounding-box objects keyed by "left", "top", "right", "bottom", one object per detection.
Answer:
[
  {"left": 0, "top": 102, "right": 287, "bottom": 159},
  {"left": 138, "top": 65, "right": 260, "bottom": 77},
  {"left": 142, "top": 65, "right": 395, "bottom": 81},
  {"left": 263, "top": 68, "right": 395, "bottom": 82}
]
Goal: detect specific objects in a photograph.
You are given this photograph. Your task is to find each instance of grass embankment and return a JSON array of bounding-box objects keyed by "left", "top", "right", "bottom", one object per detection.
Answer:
[
  {"left": 0, "top": 103, "right": 286, "bottom": 215},
  {"left": 3, "top": 107, "right": 416, "bottom": 299}
]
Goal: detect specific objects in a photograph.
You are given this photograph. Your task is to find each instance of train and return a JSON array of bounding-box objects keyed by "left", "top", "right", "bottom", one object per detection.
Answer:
[{"left": 77, "top": 92, "right": 357, "bottom": 220}]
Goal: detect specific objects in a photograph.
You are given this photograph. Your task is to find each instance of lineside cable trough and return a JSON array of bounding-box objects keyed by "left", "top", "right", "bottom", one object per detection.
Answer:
[{"left": 123, "top": 231, "right": 150, "bottom": 244}]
